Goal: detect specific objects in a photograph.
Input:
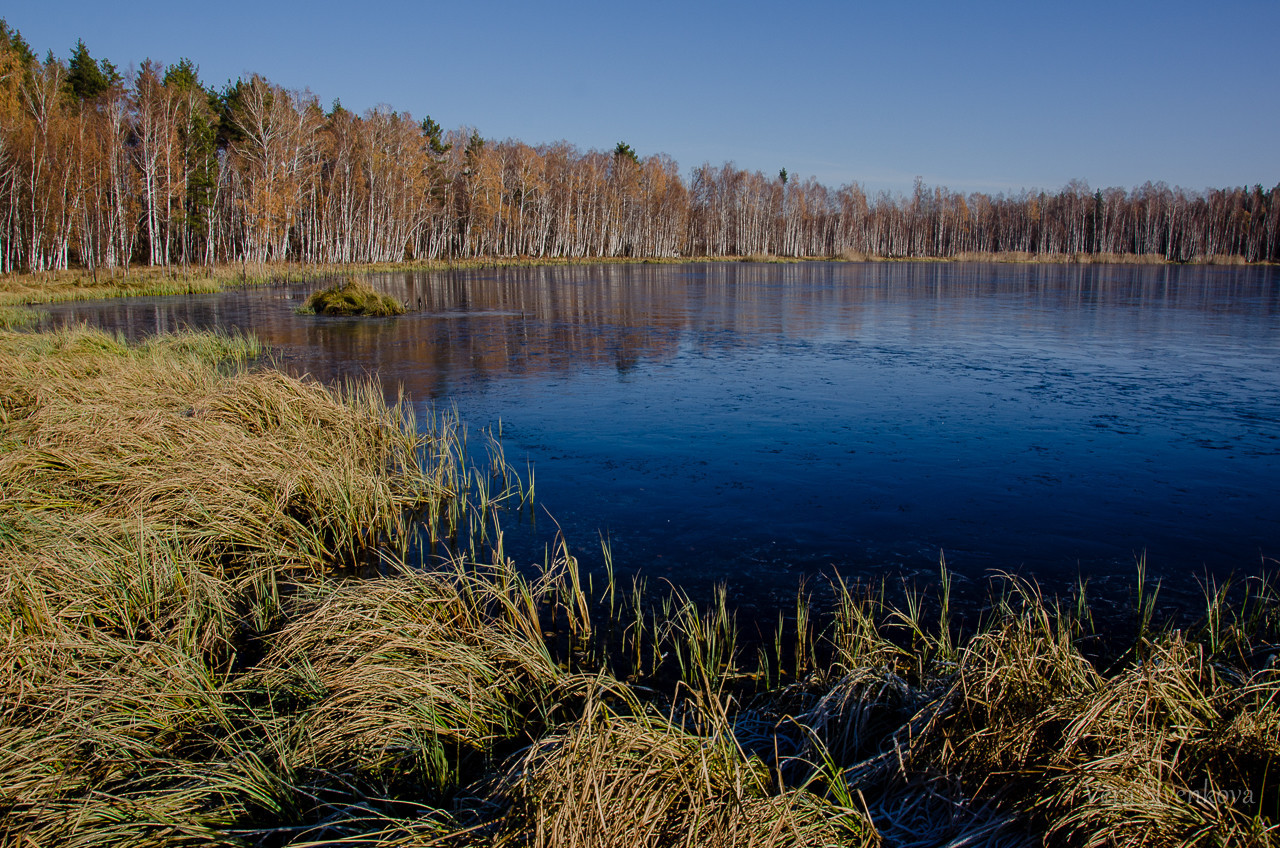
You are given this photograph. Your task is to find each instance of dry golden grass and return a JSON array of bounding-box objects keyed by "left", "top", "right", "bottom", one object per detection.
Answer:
[
  {"left": 1195, "top": 253, "right": 1251, "bottom": 265},
  {"left": 0, "top": 304, "right": 45, "bottom": 328},
  {"left": 833, "top": 577, "right": 1280, "bottom": 846},
  {"left": 952, "top": 250, "right": 1178, "bottom": 265},
  {"left": 1029, "top": 633, "right": 1280, "bottom": 846},
  {"left": 493, "top": 688, "right": 878, "bottom": 848},
  {"left": 0, "top": 327, "right": 500, "bottom": 845},
  {"left": 246, "top": 565, "right": 563, "bottom": 793},
  {"left": 0, "top": 327, "right": 440, "bottom": 575},
  {"left": 0, "top": 266, "right": 232, "bottom": 305},
  {"left": 0, "top": 251, "right": 1261, "bottom": 315},
  {"left": 0, "top": 257, "right": 687, "bottom": 308}
]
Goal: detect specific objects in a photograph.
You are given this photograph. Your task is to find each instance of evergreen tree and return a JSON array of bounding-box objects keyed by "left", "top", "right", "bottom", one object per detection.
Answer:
[
  {"left": 0, "top": 18, "right": 35, "bottom": 68},
  {"left": 420, "top": 115, "right": 452, "bottom": 213},
  {"left": 162, "top": 57, "right": 199, "bottom": 92},
  {"left": 421, "top": 115, "right": 450, "bottom": 157},
  {"left": 164, "top": 60, "right": 219, "bottom": 265},
  {"left": 65, "top": 39, "right": 118, "bottom": 102},
  {"left": 613, "top": 141, "right": 639, "bottom": 165},
  {"left": 216, "top": 78, "right": 252, "bottom": 148},
  {"left": 462, "top": 129, "right": 484, "bottom": 176}
]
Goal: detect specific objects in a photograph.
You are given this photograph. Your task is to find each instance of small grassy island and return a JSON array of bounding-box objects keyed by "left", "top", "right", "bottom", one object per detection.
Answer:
[
  {"left": 0, "top": 322, "right": 1275, "bottom": 846},
  {"left": 298, "top": 276, "right": 407, "bottom": 316}
]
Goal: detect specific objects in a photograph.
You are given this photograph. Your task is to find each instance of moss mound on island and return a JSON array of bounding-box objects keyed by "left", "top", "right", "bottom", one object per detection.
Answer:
[{"left": 300, "top": 276, "right": 406, "bottom": 316}]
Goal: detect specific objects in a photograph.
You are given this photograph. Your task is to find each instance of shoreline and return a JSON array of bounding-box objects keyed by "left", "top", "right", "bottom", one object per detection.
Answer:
[{"left": 0, "top": 250, "right": 1271, "bottom": 309}]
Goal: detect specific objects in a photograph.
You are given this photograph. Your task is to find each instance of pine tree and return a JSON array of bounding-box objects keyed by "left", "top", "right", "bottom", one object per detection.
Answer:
[
  {"left": 165, "top": 59, "right": 219, "bottom": 265},
  {"left": 65, "top": 39, "right": 118, "bottom": 102},
  {"left": 0, "top": 18, "right": 35, "bottom": 68},
  {"left": 420, "top": 115, "right": 452, "bottom": 223},
  {"left": 421, "top": 115, "right": 450, "bottom": 157},
  {"left": 162, "top": 57, "right": 199, "bottom": 92},
  {"left": 613, "top": 141, "right": 639, "bottom": 165}
]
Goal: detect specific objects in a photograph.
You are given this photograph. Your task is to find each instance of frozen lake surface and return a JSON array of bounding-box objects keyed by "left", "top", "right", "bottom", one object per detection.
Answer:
[{"left": 50, "top": 261, "right": 1280, "bottom": 609}]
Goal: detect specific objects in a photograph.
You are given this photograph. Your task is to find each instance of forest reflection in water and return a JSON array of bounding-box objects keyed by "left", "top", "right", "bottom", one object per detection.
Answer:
[{"left": 47, "top": 261, "right": 1280, "bottom": 610}]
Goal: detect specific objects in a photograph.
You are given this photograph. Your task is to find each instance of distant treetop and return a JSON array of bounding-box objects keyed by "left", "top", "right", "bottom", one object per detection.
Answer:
[
  {"left": 66, "top": 39, "right": 120, "bottom": 102},
  {"left": 614, "top": 141, "right": 639, "bottom": 165}
]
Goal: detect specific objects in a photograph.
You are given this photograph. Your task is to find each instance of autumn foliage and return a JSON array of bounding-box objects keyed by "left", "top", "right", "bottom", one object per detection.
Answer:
[{"left": 1, "top": 22, "right": 1277, "bottom": 274}]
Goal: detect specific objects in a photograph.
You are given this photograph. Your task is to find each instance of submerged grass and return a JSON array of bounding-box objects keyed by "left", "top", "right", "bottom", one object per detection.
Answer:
[
  {"left": 0, "top": 325, "right": 1277, "bottom": 846},
  {"left": 0, "top": 305, "right": 46, "bottom": 329}
]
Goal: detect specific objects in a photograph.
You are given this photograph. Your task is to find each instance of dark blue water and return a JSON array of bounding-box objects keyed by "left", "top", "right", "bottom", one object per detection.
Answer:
[{"left": 47, "top": 262, "right": 1280, "bottom": 607}]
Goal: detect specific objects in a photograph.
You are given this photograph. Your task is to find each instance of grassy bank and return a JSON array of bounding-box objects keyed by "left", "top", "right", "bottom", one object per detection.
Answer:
[
  {"left": 0, "top": 266, "right": 233, "bottom": 306},
  {"left": 0, "top": 327, "right": 1276, "bottom": 846}
]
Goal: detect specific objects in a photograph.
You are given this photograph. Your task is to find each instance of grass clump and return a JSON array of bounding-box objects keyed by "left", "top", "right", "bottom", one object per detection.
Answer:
[
  {"left": 299, "top": 276, "right": 407, "bottom": 316},
  {"left": 492, "top": 686, "right": 877, "bottom": 848},
  {"left": 0, "top": 305, "right": 45, "bottom": 329},
  {"left": 558, "top": 565, "right": 1280, "bottom": 846},
  {"left": 825, "top": 574, "right": 1280, "bottom": 846},
  {"left": 0, "top": 326, "right": 439, "bottom": 574},
  {"left": 246, "top": 565, "right": 563, "bottom": 794}
]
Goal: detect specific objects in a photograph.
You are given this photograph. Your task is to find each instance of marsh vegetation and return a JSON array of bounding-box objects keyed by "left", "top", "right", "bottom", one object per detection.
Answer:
[{"left": 0, "top": 325, "right": 1276, "bottom": 846}]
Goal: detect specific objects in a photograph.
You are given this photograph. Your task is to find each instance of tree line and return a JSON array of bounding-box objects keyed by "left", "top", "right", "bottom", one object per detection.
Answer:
[{"left": 2, "top": 23, "right": 1277, "bottom": 273}]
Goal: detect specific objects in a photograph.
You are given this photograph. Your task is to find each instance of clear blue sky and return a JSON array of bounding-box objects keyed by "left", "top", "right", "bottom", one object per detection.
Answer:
[{"left": 9, "top": 0, "right": 1278, "bottom": 195}]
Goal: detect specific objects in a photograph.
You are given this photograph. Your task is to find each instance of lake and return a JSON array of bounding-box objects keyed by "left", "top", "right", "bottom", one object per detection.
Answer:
[{"left": 46, "top": 261, "right": 1280, "bottom": 611}]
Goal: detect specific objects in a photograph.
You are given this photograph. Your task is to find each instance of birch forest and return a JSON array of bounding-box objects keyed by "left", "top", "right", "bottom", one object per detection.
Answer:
[{"left": 3, "top": 25, "right": 1278, "bottom": 273}]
